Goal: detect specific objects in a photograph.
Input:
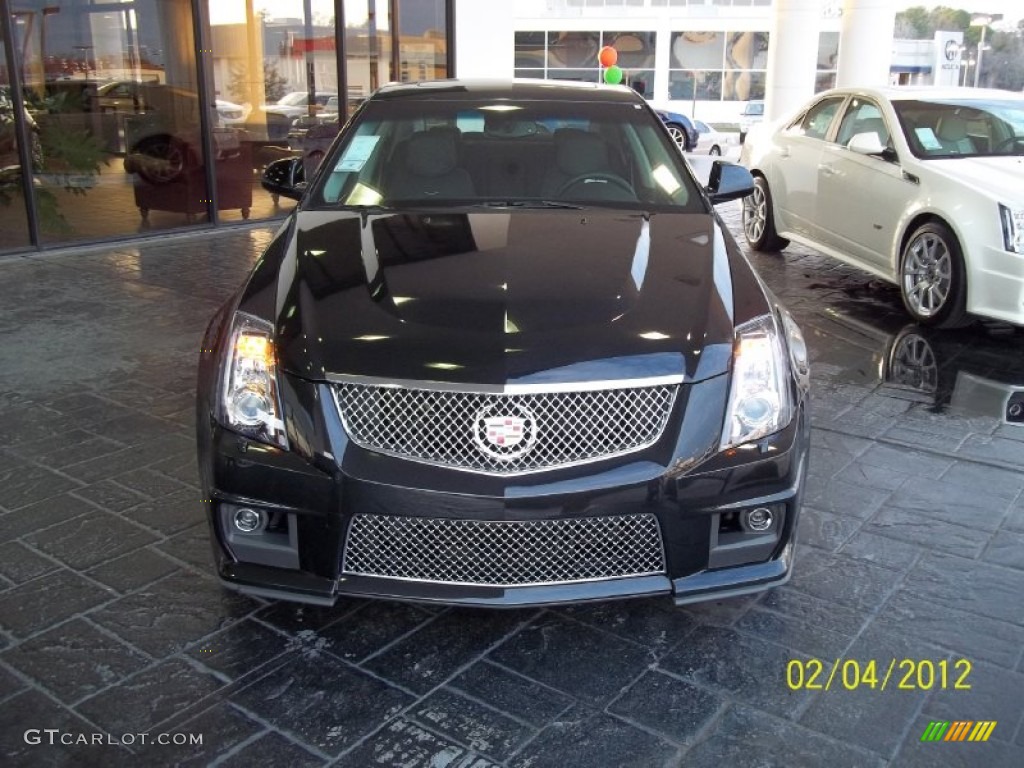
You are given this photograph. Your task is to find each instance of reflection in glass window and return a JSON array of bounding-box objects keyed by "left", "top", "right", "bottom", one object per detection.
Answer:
[
  {"left": 397, "top": 0, "right": 448, "bottom": 83},
  {"left": 816, "top": 32, "right": 840, "bottom": 94},
  {"left": 0, "top": 40, "right": 31, "bottom": 251},
  {"left": 669, "top": 31, "right": 768, "bottom": 102},
  {"left": 671, "top": 32, "right": 724, "bottom": 70},
  {"left": 547, "top": 31, "right": 600, "bottom": 68},
  {"left": 515, "top": 32, "right": 546, "bottom": 70},
  {"left": 519, "top": 31, "right": 657, "bottom": 93},
  {"left": 791, "top": 97, "right": 844, "bottom": 141},
  {"left": 14, "top": 0, "right": 209, "bottom": 242},
  {"left": 669, "top": 71, "right": 723, "bottom": 101},
  {"left": 605, "top": 32, "right": 656, "bottom": 69},
  {"left": 626, "top": 70, "right": 656, "bottom": 99}
]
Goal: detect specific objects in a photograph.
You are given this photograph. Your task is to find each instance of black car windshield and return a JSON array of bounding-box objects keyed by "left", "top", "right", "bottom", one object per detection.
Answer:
[
  {"left": 893, "top": 98, "right": 1024, "bottom": 159},
  {"left": 309, "top": 97, "right": 703, "bottom": 212}
]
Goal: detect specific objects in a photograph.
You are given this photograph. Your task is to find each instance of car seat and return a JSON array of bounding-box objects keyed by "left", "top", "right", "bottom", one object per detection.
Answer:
[
  {"left": 935, "top": 116, "right": 975, "bottom": 154},
  {"left": 386, "top": 127, "right": 476, "bottom": 200}
]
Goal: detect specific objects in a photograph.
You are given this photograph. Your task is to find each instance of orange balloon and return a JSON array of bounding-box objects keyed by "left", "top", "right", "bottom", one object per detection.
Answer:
[{"left": 598, "top": 46, "right": 618, "bottom": 68}]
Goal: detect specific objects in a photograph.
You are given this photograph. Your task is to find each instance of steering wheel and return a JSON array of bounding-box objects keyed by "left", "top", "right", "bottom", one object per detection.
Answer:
[
  {"left": 991, "top": 135, "right": 1024, "bottom": 153},
  {"left": 556, "top": 172, "right": 635, "bottom": 199}
]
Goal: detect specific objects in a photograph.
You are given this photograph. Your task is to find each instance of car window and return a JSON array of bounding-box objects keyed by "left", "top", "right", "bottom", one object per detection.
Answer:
[
  {"left": 786, "top": 97, "right": 843, "bottom": 141},
  {"left": 311, "top": 98, "right": 704, "bottom": 213},
  {"left": 835, "top": 98, "right": 891, "bottom": 148},
  {"left": 893, "top": 98, "right": 1024, "bottom": 159}
]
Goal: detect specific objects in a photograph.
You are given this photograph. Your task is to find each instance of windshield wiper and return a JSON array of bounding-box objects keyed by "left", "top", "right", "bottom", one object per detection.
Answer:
[{"left": 472, "top": 200, "right": 585, "bottom": 210}]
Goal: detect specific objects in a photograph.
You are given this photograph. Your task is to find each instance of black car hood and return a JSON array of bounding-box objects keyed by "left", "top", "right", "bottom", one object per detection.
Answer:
[{"left": 274, "top": 209, "right": 739, "bottom": 385}]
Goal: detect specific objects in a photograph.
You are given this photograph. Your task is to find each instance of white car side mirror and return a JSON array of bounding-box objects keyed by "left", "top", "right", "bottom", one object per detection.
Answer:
[{"left": 847, "top": 131, "right": 888, "bottom": 156}]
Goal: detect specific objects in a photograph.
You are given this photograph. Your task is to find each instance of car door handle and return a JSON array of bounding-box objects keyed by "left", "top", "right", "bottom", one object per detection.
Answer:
[{"left": 778, "top": 147, "right": 790, "bottom": 158}]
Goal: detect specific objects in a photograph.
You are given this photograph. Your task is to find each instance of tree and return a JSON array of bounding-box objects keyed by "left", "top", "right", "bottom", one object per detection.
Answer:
[
  {"left": 228, "top": 61, "right": 288, "bottom": 105},
  {"left": 894, "top": 5, "right": 970, "bottom": 39},
  {"left": 980, "top": 28, "right": 1024, "bottom": 90}
]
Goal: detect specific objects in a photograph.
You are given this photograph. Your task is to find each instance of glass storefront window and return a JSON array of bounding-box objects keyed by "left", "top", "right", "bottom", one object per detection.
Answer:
[
  {"left": 0, "top": 39, "right": 32, "bottom": 251},
  {"left": 345, "top": 0, "right": 392, "bottom": 117},
  {"left": 0, "top": 0, "right": 450, "bottom": 251},
  {"left": 396, "top": 0, "right": 448, "bottom": 84},
  {"left": 515, "top": 31, "right": 545, "bottom": 70},
  {"left": 817, "top": 31, "right": 840, "bottom": 93},
  {"left": 13, "top": 0, "right": 210, "bottom": 242},
  {"left": 671, "top": 32, "right": 724, "bottom": 70},
  {"left": 210, "top": 0, "right": 338, "bottom": 223},
  {"left": 669, "top": 30, "right": 768, "bottom": 102},
  {"left": 547, "top": 31, "right": 600, "bottom": 69}
]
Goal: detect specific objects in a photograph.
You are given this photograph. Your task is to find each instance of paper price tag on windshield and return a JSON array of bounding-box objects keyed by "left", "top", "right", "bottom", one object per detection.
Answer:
[
  {"left": 336, "top": 136, "right": 380, "bottom": 172},
  {"left": 915, "top": 127, "right": 942, "bottom": 151}
]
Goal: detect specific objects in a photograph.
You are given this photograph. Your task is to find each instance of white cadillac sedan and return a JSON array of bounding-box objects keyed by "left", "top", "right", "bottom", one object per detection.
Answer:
[
  {"left": 740, "top": 87, "right": 1024, "bottom": 328},
  {"left": 692, "top": 119, "right": 735, "bottom": 156}
]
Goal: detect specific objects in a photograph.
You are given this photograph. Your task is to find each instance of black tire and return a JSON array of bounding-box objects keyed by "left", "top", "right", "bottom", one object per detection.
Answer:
[
  {"left": 742, "top": 176, "right": 789, "bottom": 252},
  {"left": 899, "top": 221, "right": 970, "bottom": 328}
]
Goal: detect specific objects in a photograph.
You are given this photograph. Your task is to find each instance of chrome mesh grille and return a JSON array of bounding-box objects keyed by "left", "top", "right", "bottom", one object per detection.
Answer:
[
  {"left": 332, "top": 382, "right": 678, "bottom": 474},
  {"left": 342, "top": 514, "right": 666, "bottom": 586}
]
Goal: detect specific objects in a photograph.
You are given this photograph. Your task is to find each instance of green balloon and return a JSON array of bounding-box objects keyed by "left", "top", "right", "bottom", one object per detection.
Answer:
[{"left": 603, "top": 65, "right": 623, "bottom": 85}]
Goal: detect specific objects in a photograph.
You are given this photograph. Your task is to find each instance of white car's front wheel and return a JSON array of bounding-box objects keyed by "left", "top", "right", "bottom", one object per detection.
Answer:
[
  {"left": 743, "top": 176, "right": 789, "bottom": 252},
  {"left": 899, "top": 221, "right": 969, "bottom": 328}
]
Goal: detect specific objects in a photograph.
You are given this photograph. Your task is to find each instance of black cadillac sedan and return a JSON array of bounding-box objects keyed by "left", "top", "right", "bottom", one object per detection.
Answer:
[{"left": 197, "top": 80, "right": 810, "bottom": 608}]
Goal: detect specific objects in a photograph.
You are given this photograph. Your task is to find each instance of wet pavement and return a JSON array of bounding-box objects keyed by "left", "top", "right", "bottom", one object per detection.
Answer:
[{"left": 1, "top": 204, "right": 1023, "bottom": 767}]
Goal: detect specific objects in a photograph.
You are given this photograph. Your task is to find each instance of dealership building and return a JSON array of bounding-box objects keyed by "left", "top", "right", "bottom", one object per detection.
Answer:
[{"left": 0, "top": 0, "right": 967, "bottom": 254}]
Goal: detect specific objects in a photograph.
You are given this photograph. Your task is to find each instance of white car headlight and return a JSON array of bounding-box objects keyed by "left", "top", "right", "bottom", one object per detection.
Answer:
[
  {"left": 721, "top": 313, "right": 795, "bottom": 450},
  {"left": 221, "top": 312, "right": 288, "bottom": 449},
  {"left": 999, "top": 204, "right": 1024, "bottom": 253}
]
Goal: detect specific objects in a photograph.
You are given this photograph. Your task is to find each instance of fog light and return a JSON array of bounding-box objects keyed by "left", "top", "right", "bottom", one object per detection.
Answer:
[
  {"left": 741, "top": 507, "right": 774, "bottom": 533},
  {"left": 233, "top": 507, "right": 266, "bottom": 533}
]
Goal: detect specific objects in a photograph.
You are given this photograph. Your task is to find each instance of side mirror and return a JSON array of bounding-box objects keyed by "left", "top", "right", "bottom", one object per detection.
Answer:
[
  {"left": 261, "top": 157, "right": 306, "bottom": 201},
  {"left": 847, "top": 132, "right": 895, "bottom": 161},
  {"left": 706, "top": 160, "right": 755, "bottom": 205}
]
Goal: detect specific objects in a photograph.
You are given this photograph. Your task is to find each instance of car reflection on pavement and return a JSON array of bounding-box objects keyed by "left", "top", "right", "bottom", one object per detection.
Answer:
[{"left": 803, "top": 291, "right": 1024, "bottom": 426}]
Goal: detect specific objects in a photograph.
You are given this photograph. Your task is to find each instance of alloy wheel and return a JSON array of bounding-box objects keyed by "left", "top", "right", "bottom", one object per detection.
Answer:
[
  {"left": 743, "top": 183, "right": 766, "bottom": 242},
  {"left": 902, "top": 232, "right": 952, "bottom": 318},
  {"left": 666, "top": 125, "right": 687, "bottom": 149}
]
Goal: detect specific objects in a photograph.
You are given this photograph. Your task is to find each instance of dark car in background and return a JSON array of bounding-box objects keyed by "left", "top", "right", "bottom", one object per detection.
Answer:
[
  {"left": 197, "top": 79, "right": 810, "bottom": 609},
  {"left": 655, "top": 108, "right": 699, "bottom": 151}
]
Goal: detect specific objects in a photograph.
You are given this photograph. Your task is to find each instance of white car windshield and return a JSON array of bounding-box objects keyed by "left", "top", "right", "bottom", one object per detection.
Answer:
[{"left": 893, "top": 98, "right": 1024, "bottom": 159}]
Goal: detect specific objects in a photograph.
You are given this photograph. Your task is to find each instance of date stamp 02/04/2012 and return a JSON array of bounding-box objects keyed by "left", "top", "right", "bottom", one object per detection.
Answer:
[{"left": 785, "top": 658, "right": 973, "bottom": 692}]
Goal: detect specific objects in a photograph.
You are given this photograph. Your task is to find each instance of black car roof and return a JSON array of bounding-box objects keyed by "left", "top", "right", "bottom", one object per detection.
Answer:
[{"left": 371, "top": 79, "right": 644, "bottom": 104}]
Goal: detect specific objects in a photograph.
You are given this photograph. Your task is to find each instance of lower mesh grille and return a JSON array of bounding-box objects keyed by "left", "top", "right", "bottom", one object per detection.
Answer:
[{"left": 342, "top": 513, "right": 666, "bottom": 587}]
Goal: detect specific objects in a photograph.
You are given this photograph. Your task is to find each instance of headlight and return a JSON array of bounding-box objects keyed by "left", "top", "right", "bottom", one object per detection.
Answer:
[
  {"left": 721, "top": 313, "right": 795, "bottom": 450},
  {"left": 999, "top": 204, "right": 1024, "bottom": 253},
  {"left": 220, "top": 312, "right": 288, "bottom": 449}
]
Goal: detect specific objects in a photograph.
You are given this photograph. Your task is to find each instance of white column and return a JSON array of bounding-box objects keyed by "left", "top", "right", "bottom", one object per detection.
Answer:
[
  {"left": 653, "top": 24, "right": 672, "bottom": 105},
  {"left": 765, "top": 0, "right": 820, "bottom": 121},
  {"left": 835, "top": 0, "right": 896, "bottom": 88},
  {"left": 454, "top": 0, "right": 515, "bottom": 78}
]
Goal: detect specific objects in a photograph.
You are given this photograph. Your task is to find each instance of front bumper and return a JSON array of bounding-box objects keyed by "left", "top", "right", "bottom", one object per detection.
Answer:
[{"left": 199, "top": 382, "right": 808, "bottom": 608}]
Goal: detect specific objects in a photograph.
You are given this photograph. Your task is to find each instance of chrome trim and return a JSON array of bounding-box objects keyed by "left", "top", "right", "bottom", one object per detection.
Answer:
[{"left": 325, "top": 372, "right": 686, "bottom": 395}]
